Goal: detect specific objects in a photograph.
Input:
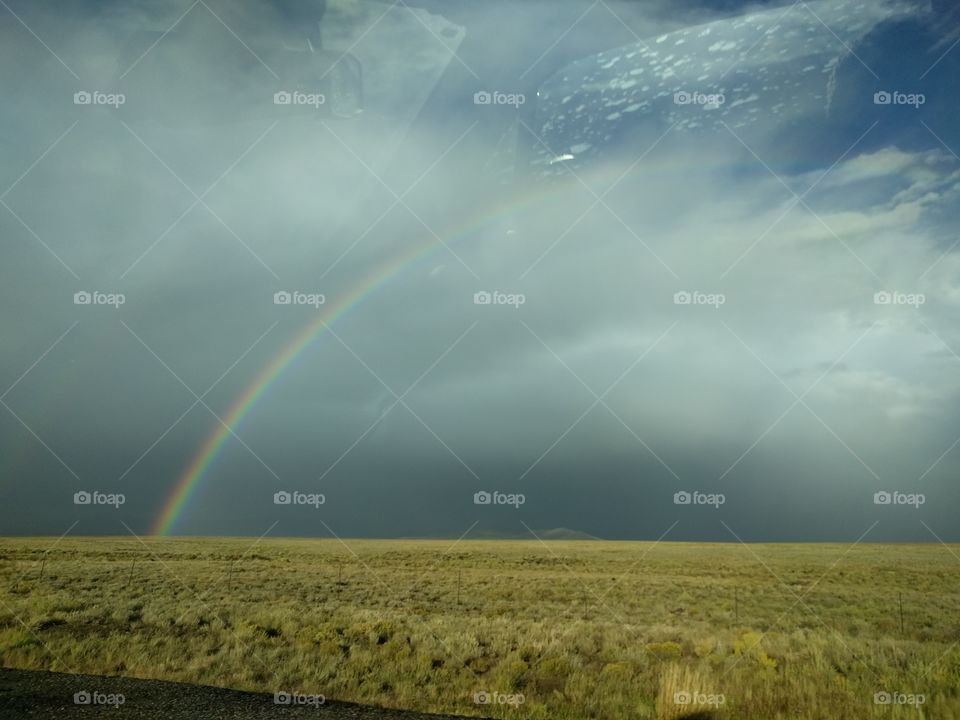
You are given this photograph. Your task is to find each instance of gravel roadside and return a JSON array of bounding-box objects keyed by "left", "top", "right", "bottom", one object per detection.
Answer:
[{"left": 0, "top": 668, "right": 492, "bottom": 720}]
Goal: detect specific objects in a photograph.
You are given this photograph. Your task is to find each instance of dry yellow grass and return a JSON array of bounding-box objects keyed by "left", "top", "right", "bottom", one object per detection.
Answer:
[{"left": 1, "top": 537, "right": 959, "bottom": 719}]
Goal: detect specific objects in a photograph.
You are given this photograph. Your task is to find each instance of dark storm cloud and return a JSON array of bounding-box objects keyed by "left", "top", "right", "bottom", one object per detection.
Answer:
[{"left": 1, "top": 0, "right": 958, "bottom": 542}]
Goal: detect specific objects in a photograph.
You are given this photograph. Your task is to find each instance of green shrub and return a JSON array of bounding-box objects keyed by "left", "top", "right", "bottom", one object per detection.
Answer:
[{"left": 646, "top": 641, "right": 683, "bottom": 661}]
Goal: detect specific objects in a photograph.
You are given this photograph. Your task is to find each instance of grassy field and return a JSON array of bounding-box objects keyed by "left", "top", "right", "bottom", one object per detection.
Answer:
[{"left": 1, "top": 537, "right": 958, "bottom": 719}]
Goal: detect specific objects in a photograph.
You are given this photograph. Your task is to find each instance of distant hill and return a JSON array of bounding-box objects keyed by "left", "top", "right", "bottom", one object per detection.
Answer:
[
  {"left": 464, "top": 527, "right": 601, "bottom": 541},
  {"left": 537, "top": 527, "right": 600, "bottom": 541}
]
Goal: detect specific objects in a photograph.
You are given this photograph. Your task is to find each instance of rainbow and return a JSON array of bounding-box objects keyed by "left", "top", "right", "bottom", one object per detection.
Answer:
[
  {"left": 150, "top": 181, "right": 563, "bottom": 535},
  {"left": 150, "top": 147, "right": 688, "bottom": 535},
  {"left": 150, "top": 258, "right": 409, "bottom": 536}
]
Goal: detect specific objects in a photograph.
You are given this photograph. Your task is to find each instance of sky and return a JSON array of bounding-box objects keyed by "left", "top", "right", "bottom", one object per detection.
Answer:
[{"left": 1, "top": 0, "right": 958, "bottom": 541}]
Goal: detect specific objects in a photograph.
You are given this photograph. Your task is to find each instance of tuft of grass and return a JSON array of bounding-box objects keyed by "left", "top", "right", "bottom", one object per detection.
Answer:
[
  {"left": 9, "top": 580, "right": 32, "bottom": 595},
  {"left": 657, "top": 664, "right": 719, "bottom": 720}
]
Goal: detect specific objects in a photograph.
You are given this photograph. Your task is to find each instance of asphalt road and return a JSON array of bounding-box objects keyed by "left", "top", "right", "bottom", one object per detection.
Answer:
[{"left": 0, "top": 669, "right": 491, "bottom": 720}]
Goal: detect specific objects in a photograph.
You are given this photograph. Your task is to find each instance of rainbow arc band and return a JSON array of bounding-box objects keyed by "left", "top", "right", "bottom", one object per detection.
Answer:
[
  {"left": 152, "top": 187, "right": 553, "bottom": 535},
  {"left": 150, "top": 153, "right": 676, "bottom": 535}
]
